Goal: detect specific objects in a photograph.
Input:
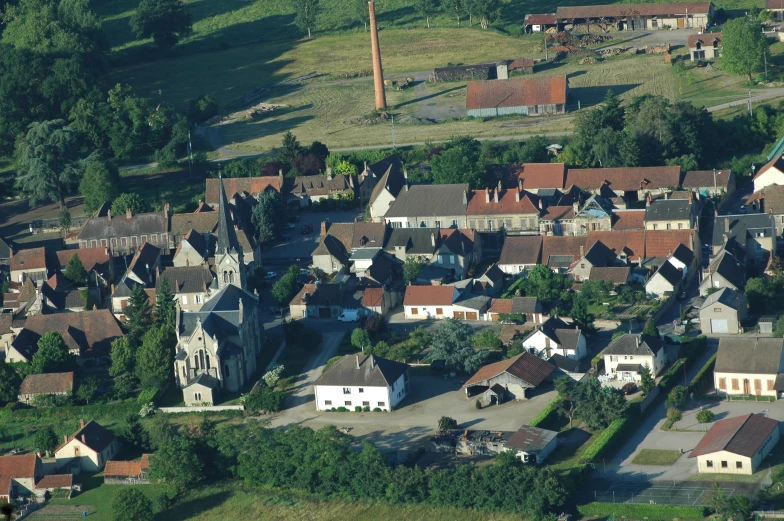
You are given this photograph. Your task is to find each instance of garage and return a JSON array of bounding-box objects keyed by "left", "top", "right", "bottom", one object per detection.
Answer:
[
  {"left": 454, "top": 311, "right": 465, "bottom": 320},
  {"left": 319, "top": 307, "right": 332, "bottom": 319},
  {"left": 710, "top": 319, "right": 728, "bottom": 334},
  {"left": 466, "top": 312, "right": 478, "bottom": 320}
]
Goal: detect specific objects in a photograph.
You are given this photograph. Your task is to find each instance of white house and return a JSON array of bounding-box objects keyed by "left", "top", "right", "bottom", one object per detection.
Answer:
[
  {"left": 603, "top": 334, "right": 667, "bottom": 382},
  {"left": 645, "top": 261, "right": 682, "bottom": 299},
  {"left": 714, "top": 337, "right": 784, "bottom": 398},
  {"left": 55, "top": 420, "right": 120, "bottom": 472},
  {"left": 689, "top": 414, "right": 780, "bottom": 475},
  {"left": 753, "top": 154, "right": 784, "bottom": 192},
  {"left": 313, "top": 354, "right": 410, "bottom": 412},
  {"left": 403, "top": 285, "right": 457, "bottom": 319},
  {"left": 522, "top": 316, "right": 587, "bottom": 360}
]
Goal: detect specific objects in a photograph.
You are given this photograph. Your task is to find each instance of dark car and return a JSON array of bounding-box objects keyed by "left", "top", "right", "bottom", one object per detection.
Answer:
[
  {"left": 621, "top": 382, "right": 638, "bottom": 395},
  {"left": 279, "top": 232, "right": 291, "bottom": 241},
  {"left": 300, "top": 224, "right": 313, "bottom": 234}
]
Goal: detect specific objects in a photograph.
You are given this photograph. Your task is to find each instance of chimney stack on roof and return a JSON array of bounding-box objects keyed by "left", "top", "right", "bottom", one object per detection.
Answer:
[
  {"left": 81, "top": 435, "right": 86, "bottom": 444},
  {"left": 724, "top": 217, "right": 729, "bottom": 233},
  {"left": 462, "top": 190, "right": 467, "bottom": 204},
  {"left": 321, "top": 221, "right": 328, "bottom": 236},
  {"left": 636, "top": 336, "right": 640, "bottom": 347},
  {"left": 63, "top": 435, "right": 68, "bottom": 444},
  {"left": 126, "top": 208, "right": 132, "bottom": 219},
  {"left": 646, "top": 193, "right": 652, "bottom": 207},
  {"left": 80, "top": 419, "right": 85, "bottom": 428},
  {"left": 403, "top": 168, "right": 408, "bottom": 180},
  {"left": 485, "top": 188, "right": 491, "bottom": 204},
  {"left": 279, "top": 169, "right": 283, "bottom": 177},
  {"left": 107, "top": 209, "right": 111, "bottom": 222},
  {"left": 326, "top": 166, "right": 333, "bottom": 180},
  {"left": 431, "top": 232, "right": 436, "bottom": 248},
  {"left": 164, "top": 202, "right": 170, "bottom": 221},
  {"left": 494, "top": 188, "right": 499, "bottom": 203},
  {"left": 516, "top": 189, "right": 521, "bottom": 203},
  {"left": 580, "top": 245, "right": 585, "bottom": 258},
  {"left": 356, "top": 354, "right": 360, "bottom": 369},
  {"left": 371, "top": 356, "right": 376, "bottom": 369},
  {"left": 538, "top": 199, "right": 544, "bottom": 210}
]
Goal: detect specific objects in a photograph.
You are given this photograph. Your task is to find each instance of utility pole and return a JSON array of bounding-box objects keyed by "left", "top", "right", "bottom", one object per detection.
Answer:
[
  {"left": 391, "top": 114, "right": 396, "bottom": 149},
  {"left": 187, "top": 132, "right": 193, "bottom": 178},
  {"left": 765, "top": 53, "right": 769, "bottom": 81},
  {"left": 749, "top": 90, "right": 753, "bottom": 117},
  {"left": 544, "top": 33, "right": 548, "bottom": 61}
]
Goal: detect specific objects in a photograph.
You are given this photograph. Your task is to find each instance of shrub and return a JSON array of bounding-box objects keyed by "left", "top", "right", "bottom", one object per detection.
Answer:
[
  {"left": 136, "top": 388, "right": 158, "bottom": 405},
  {"left": 373, "top": 407, "right": 382, "bottom": 412},
  {"left": 667, "top": 407, "right": 683, "bottom": 422},
  {"left": 354, "top": 406, "right": 362, "bottom": 412},
  {"left": 580, "top": 417, "right": 629, "bottom": 463},
  {"left": 475, "top": 399, "right": 481, "bottom": 410},
  {"left": 363, "top": 406, "right": 370, "bottom": 412},
  {"left": 659, "top": 359, "right": 685, "bottom": 391},
  {"left": 336, "top": 407, "right": 349, "bottom": 412},
  {"left": 578, "top": 503, "right": 706, "bottom": 521},
  {"left": 242, "top": 387, "right": 284, "bottom": 413},
  {"left": 689, "top": 354, "right": 716, "bottom": 395}
]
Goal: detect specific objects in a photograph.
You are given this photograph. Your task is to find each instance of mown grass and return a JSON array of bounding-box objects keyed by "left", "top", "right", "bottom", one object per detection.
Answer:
[
  {"left": 49, "top": 481, "right": 529, "bottom": 521},
  {"left": 631, "top": 449, "right": 683, "bottom": 466}
]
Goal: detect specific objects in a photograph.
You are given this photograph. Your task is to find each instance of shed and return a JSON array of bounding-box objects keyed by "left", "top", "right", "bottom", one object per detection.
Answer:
[
  {"left": 464, "top": 352, "right": 555, "bottom": 404},
  {"left": 760, "top": 316, "right": 776, "bottom": 335},
  {"left": 505, "top": 424, "right": 558, "bottom": 464}
]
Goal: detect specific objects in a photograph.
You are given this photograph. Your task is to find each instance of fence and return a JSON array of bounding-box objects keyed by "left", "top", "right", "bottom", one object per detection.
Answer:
[
  {"left": 157, "top": 405, "right": 244, "bottom": 413},
  {"left": 578, "top": 482, "right": 738, "bottom": 507},
  {"left": 756, "top": 511, "right": 784, "bottom": 518}
]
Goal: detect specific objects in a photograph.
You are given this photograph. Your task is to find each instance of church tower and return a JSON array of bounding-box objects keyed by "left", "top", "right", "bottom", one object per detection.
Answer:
[{"left": 215, "top": 175, "right": 246, "bottom": 290}]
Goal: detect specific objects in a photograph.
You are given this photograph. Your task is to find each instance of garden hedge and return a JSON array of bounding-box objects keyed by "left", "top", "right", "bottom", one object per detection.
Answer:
[
  {"left": 580, "top": 417, "right": 629, "bottom": 463},
  {"left": 578, "top": 502, "right": 706, "bottom": 520},
  {"left": 528, "top": 396, "right": 561, "bottom": 428},
  {"left": 689, "top": 354, "right": 716, "bottom": 395}
]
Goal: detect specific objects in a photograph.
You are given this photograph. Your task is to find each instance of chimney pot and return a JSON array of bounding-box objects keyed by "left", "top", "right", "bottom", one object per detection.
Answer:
[
  {"left": 126, "top": 208, "right": 132, "bottom": 219},
  {"left": 321, "top": 221, "right": 328, "bottom": 235},
  {"left": 403, "top": 168, "right": 408, "bottom": 180},
  {"left": 64, "top": 435, "right": 68, "bottom": 444},
  {"left": 485, "top": 188, "right": 490, "bottom": 204},
  {"left": 81, "top": 435, "right": 86, "bottom": 444},
  {"left": 431, "top": 232, "right": 436, "bottom": 248},
  {"left": 497, "top": 180, "right": 502, "bottom": 191},
  {"left": 494, "top": 188, "right": 499, "bottom": 203},
  {"left": 579, "top": 245, "right": 585, "bottom": 258},
  {"left": 279, "top": 169, "right": 283, "bottom": 177},
  {"left": 107, "top": 209, "right": 111, "bottom": 222},
  {"left": 724, "top": 217, "right": 729, "bottom": 233},
  {"left": 516, "top": 190, "right": 520, "bottom": 203},
  {"left": 356, "top": 354, "right": 360, "bottom": 369},
  {"left": 538, "top": 199, "right": 544, "bottom": 210},
  {"left": 462, "top": 190, "right": 467, "bottom": 204}
]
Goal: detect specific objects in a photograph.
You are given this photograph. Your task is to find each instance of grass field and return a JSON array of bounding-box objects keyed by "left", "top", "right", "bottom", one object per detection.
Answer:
[
  {"left": 631, "top": 449, "right": 683, "bottom": 466},
  {"left": 44, "top": 481, "right": 528, "bottom": 521}
]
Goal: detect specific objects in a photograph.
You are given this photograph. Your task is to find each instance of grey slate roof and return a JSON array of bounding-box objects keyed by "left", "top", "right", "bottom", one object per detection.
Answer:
[
  {"left": 644, "top": 199, "right": 692, "bottom": 221},
  {"left": 513, "top": 297, "right": 542, "bottom": 314},
  {"left": 547, "top": 255, "right": 574, "bottom": 269},
  {"left": 715, "top": 337, "right": 784, "bottom": 374},
  {"left": 157, "top": 266, "right": 214, "bottom": 294},
  {"left": 453, "top": 292, "right": 491, "bottom": 310},
  {"left": 385, "top": 228, "right": 439, "bottom": 255},
  {"left": 700, "top": 287, "right": 744, "bottom": 310},
  {"left": 707, "top": 250, "right": 746, "bottom": 291},
  {"left": 179, "top": 285, "right": 259, "bottom": 352},
  {"left": 670, "top": 243, "right": 695, "bottom": 266},
  {"left": 604, "top": 334, "right": 664, "bottom": 356},
  {"left": 583, "top": 241, "right": 615, "bottom": 267},
  {"left": 77, "top": 211, "right": 167, "bottom": 241},
  {"left": 711, "top": 214, "right": 774, "bottom": 260},
  {"left": 367, "top": 154, "right": 407, "bottom": 204},
  {"left": 506, "top": 424, "right": 557, "bottom": 452},
  {"left": 548, "top": 353, "right": 581, "bottom": 373},
  {"left": 652, "top": 261, "right": 682, "bottom": 286},
  {"left": 315, "top": 354, "right": 408, "bottom": 387},
  {"left": 184, "top": 373, "right": 220, "bottom": 389},
  {"left": 384, "top": 184, "right": 469, "bottom": 218}
]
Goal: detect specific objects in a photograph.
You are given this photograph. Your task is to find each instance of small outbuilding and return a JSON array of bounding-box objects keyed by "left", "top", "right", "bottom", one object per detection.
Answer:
[
  {"left": 698, "top": 287, "right": 747, "bottom": 335},
  {"left": 505, "top": 424, "right": 559, "bottom": 464},
  {"left": 688, "top": 32, "right": 722, "bottom": 61},
  {"left": 18, "top": 372, "right": 74, "bottom": 405},
  {"left": 689, "top": 413, "right": 779, "bottom": 475},
  {"left": 464, "top": 352, "right": 555, "bottom": 404},
  {"left": 104, "top": 455, "right": 151, "bottom": 485}
]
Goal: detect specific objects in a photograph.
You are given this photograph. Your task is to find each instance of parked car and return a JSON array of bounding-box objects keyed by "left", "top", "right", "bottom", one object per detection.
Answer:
[
  {"left": 279, "top": 232, "right": 291, "bottom": 241},
  {"left": 621, "top": 382, "right": 638, "bottom": 395},
  {"left": 300, "top": 224, "right": 313, "bottom": 234},
  {"left": 264, "top": 272, "right": 277, "bottom": 280},
  {"left": 284, "top": 223, "right": 296, "bottom": 230}
]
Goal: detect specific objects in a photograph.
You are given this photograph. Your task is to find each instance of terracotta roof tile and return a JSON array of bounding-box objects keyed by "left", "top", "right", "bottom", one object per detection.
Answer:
[
  {"left": 612, "top": 210, "right": 646, "bottom": 230},
  {"left": 645, "top": 229, "right": 694, "bottom": 258},
  {"left": 19, "top": 372, "right": 74, "bottom": 395},
  {"left": 205, "top": 176, "right": 284, "bottom": 205},
  {"left": 55, "top": 248, "right": 111, "bottom": 275},
  {"left": 35, "top": 474, "right": 72, "bottom": 489},
  {"left": 104, "top": 455, "right": 151, "bottom": 478},
  {"left": 362, "top": 288, "right": 384, "bottom": 307},
  {"left": 587, "top": 231, "right": 644, "bottom": 261},
  {"left": 684, "top": 169, "right": 733, "bottom": 189},
  {"left": 404, "top": 286, "right": 456, "bottom": 306},
  {"left": 0, "top": 455, "right": 38, "bottom": 497},
  {"left": 556, "top": 2, "right": 711, "bottom": 19},
  {"left": 15, "top": 310, "right": 123, "bottom": 359},
  {"left": 588, "top": 267, "right": 630, "bottom": 285},
  {"left": 465, "top": 352, "right": 554, "bottom": 387},
  {"left": 11, "top": 247, "right": 47, "bottom": 272},
  {"left": 754, "top": 155, "right": 784, "bottom": 181},
  {"left": 540, "top": 205, "right": 574, "bottom": 220},
  {"left": 690, "top": 414, "right": 779, "bottom": 458},
  {"left": 542, "top": 236, "right": 587, "bottom": 264},
  {"left": 524, "top": 13, "right": 558, "bottom": 25},
  {"left": 466, "top": 76, "right": 567, "bottom": 110},
  {"left": 688, "top": 32, "right": 722, "bottom": 49},
  {"left": 170, "top": 212, "right": 218, "bottom": 236},
  {"left": 466, "top": 188, "right": 539, "bottom": 216},
  {"left": 566, "top": 166, "right": 681, "bottom": 192}
]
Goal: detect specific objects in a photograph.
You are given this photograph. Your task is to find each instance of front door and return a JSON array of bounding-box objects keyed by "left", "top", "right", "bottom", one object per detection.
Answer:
[{"left": 677, "top": 17, "right": 685, "bottom": 28}]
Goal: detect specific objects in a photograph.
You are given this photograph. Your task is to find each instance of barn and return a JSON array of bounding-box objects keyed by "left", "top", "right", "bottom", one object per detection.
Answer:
[
  {"left": 464, "top": 352, "right": 555, "bottom": 404},
  {"left": 555, "top": 2, "right": 713, "bottom": 31},
  {"left": 465, "top": 76, "right": 568, "bottom": 118}
]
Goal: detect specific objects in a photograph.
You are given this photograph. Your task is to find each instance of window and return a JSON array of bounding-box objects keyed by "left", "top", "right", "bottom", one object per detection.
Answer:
[
  {"left": 363, "top": 401, "right": 370, "bottom": 406},
  {"left": 411, "top": 308, "right": 418, "bottom": 315},
  {"left": 182, "top": 295, "right": 188, "bottom": 305},
  {"left": 505, "top": 219, "right": 512, "bottom": 229},
  {"left": 378, "top": 402, "right": 385, "bottom": 407},
  {"left": 151, "top": 234, "right": 158, "bottom": 245},
  {"left": 195, "top": 295, "right": 203, "bottom": 304},
  {"left": 707, "top": 460, "right": 713, "bottom": 468},
  {"left": 768, "top": 380, "right": 775, "bottom": 391},
  {"left": 121, "top": 237, "right": 127, "bottom": 247},
  {"left": 325, "top": 400, "right": 332, "bottom": 406},
  {"left": 652, "top": 224, "right": 658, "bottom": 230},
  {"left": 358, "top": 388, "right": 364, "bottom": 393},
  {"left": 345, "top": 401, "right": 352, "bottom": 406},
  {"left": 391, "top": 222, "right": 401, "bottom": 229},
  {"left": 666, "top": 223, "right": 672, "bottom": 230},
  {"left": 718, "top": 378, "right": 726, "bottom": 390},
  {"left": 478, "top": 221, "right": 485, "bottom": 231},
  {"left": 714, "top": 308, "right": 722, "bottom": 312},
  {"left": 755, "top": 379, "right": 762, "bottom": 391},
  {"left": 451, "top": 220, "right": 459, "bottom": 228},
  {"left": 195, "top": 392, "right": 201, "bottom": 401},
  {"left": 581, "top": 264, "right": 585, "bottom": 269},
  {"left": 343, "top": 387, "right": 351, "bottom": 394},
  {"left": 420, "top": 221, "right": 427, "bottom": 227},
  {"left": 438, "top": 255, "right": 444, "bottom": 264},
  {"left": 434, "top": 220, "right": 441, "bottom": 228},
  {"left": 678, "top": 223, "right": 683, "bottom": 229},
  {"left": 436, "top": 308, "right": 443, "bottom": 315},
  {"left": 141, "top": 235, "right": 148, "bottom": 244},
  {"left": 528, "top": 218, "right": 536, "bottom": 229},
  {"left": 469, "top": 220, "right": 476, "bottom": 229},
  {"left": 450, "top": 255, "right": 455, "bottom": 264},
  {"left": 488, "top": 220, "right": 494, "bottom": 231},
  {"left": 406, "top": 222, "right": 412, "bottom": 228},
  {"left": 721, "top": 461, "right": 728, "bottom": 468},
  {"left": 736, "top": 461, "right": 743, "bottom": 469}
]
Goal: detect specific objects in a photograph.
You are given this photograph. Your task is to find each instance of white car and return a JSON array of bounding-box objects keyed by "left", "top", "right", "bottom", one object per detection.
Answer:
[
  {"left": 284, "top": 223, "right": 296, "bottom": 230},
  {"left": 264, "top": 272, "right": 277, "bottom": 280}
]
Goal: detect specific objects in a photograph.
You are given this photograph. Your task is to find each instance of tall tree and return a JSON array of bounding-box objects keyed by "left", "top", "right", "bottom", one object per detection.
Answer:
[
  {"left": 15, "top": 120, "right": 81, "bottom": 209},
  {"left": 428, "top": 319, "right": 488, "bottom": 373},
  {"left": 643, "top": 318, "right": 658, "bottom": 337},
  {"left": 147, "top": 435, "right": 203, "bottom": 493},
  {"left": 277, "top": 131, "right": 302, "bottom": 166},
  {"left": 58, "top": 207, "right": 72, "bottom": 236},
  {"left": 639, "top": 365, "right": 655, "bottom": 395},
  {"left": 442, "top": 0, "right": 463, "bottom": 25},
  {"left": 554, "top": 376, "right": 579, "bottom": 428},
  {"left": 111, "top": 488, "right": 153, "bottom": 521},
  {"left": 135, "top": 326, "right": 175, "bottom": 389},
  {"left": 576, "top": 376, "right": 628, "bottom": 429},
  {"left": 294, "top": 0, "right": 320, "bottom": 39},
  {"left": 125, "top": 284, "right": 153, "bottom": 347},
  {"left": 130, "top": 0, "right": 192, "bottom": 50},
  {"left": 76, "top": 376, "right": 100, "bottom": 404},
  {"left": 415, "top": 0, "right": 439, "bottom": 28},
  {"left": 431, "top": 136, "right": 484, "bottom": 188},
  {"left": 155, "top": 277, "right": 176, "bottom": 330},
  {"left": 0, "top": 360, "right": 21, "bottom": 404},
  {"left": 64, "top": 253, "right": 88, "bottom": 285},
  {"left": 111, "top": 193, "right": 148, "bottom": 215},
  {"left": 79, "top": 161, "right": 119, "bottom": 214},
  {"left": 109, "top": 336, "right": 134, "bottom": 377},
  {"left": 2, "top": 0, "right": 105, "bottom": 54},
  {"left": 721, "top": 17, "right": 768, "bottom": 82},
  {"left": 251, "top": 190, "right": 283, "bottom": 243},
  {"left": 31, "top": 332, "right": 72, "bottom": 374},
  {"left": 468, "top": 0, "right": 499, "bottom": 28},
  {"left": 403, "top": 256, "right": 427, "bottom": 284},
  {"left": 34, "top": 425, "right": 59, "bottom": 455},
  {"left": 569, "top": 294, "right": 595, "bottom": 333}
]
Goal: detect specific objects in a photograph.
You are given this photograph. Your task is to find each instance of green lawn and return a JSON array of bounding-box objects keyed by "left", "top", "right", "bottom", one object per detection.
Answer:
[
  {"left": 631, "top": 449, "right": 683, "bottom": 466},
  {"left": 45, "top": 481, "right": 529, "bottom": 521}
]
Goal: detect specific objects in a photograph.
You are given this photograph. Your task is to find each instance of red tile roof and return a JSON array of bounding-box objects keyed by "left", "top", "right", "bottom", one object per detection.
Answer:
[
  {"left": 688, "top": 32, "right": 722, "bottom": 49},
  {"left": 612, "top": 210, "right": 646, "bottom": 230},
  {"left": 19, "top": 372, "right": 74, "bottom": 396},
  {"left": 35, "top": 474, "right": 72, "bottom": 489},
  {"left": 499, "top": 235, "right": 543, "bottom": 266},
  {"left": 488, "top": 299, "right": 513, "bottom": 314},
  {"left": 404, "top": 286, "right": 455, "bottom": 306},
  {"left": 525, "top": 13, "right": 558, "bottom": 25},
  {"left": 556, "top": 2, "right": 712, "bottom": 19},
  {"left": 542, "top": 235, "right": 587, "bottom": 263},
  {"left": 754, "top": 154, "right": 784, "bottom": 181},
  {"left": 587, "top": 231, "right": 644, "bottom": 261},
  {"left": 104, "top": 455, "right": 151, "bottom": 478},
  {"left": 690, "top": 414, "right": 779, "bottom": 458},
  {"left": 205, "top": 176, "right": 284, "bottom": 205},
  {"left": 362, "top": 288, "right": 384, "bottom": 308},
  {"left": 465, "top": 352, "right": 554, "bottom": 387},
  {"left": 11, "top": 247, "right": 47, "bottom": 272},
  {"left": 512, "top": 163, "right": 567, "bottom": 190},
  {"left": 588, "top": 267, "right": 630, "bottom": 285},
  {"left": 0, "top": 455, "right": 38, "bottom": 497},
  {"left": 466, "top": 188, "right": 540, "bottom": 216},
  {"left": 540, "top": 205, "right": 574, "bottom": 220},
  {"left": 466, "top": 76, "right": 567, "bottom": 110},
  {"left": 645, "top": 229, "right": 694, "bottom": 258},
  {"left": 566, "top": 166, "right": 681, "bottom": 192},
  {"left": 55, "top": 248, "right": 111, "bottom": 274},
  {"left": 19, "top": 310, "right": 123, "bottom": 358}
]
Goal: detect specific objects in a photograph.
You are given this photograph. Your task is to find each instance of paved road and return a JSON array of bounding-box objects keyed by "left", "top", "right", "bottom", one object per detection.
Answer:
[{"left": 707, "top": 88, "right": 784, "bottom": 113}]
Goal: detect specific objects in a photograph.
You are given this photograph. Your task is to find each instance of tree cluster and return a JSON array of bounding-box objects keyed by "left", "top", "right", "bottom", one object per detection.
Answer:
[
  {"left": 555, "top": 376, "right": 629, "bottom": 430},
  {"left": 271, "top": 265, "right": 300, "bottom": 306},
  {"left": 427, "top": 319, "right": 488, "bottom": 373},
  {"left": 251, "top": 190, "right": 285, "bottom": 243},
  {"left": 503, "top": 265, "right": 570, "bottom": 305}
]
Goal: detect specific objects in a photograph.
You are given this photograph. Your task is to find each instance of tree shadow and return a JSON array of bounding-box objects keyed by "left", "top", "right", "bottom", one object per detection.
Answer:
[
  {"left": 570, "top": 84, "right": 642, "bottom": 108},
  {"left": 159, "top": 490, "right": 232, "bottom": 521},
  {"left": 395, "top": 85, "right": 465, "bottom": 109}
]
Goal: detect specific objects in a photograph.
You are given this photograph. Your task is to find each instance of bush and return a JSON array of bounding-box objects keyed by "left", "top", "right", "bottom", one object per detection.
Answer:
[
  {"left": 475, "top": 399, "right": 481, "bottom": 410},
  {"left": 136, "top": 388, "right": 158, "bottom": 405},
  {"left": 659, "top": 359, "right": 685, "bottom": 391},
  {"left": 336, "top": 406, "right": 349, "bottom": 412},
  {"left": 689, "top": 354, "right": 716, "bottom": 395},
  {"left": 373, "top": 407, "right": 382, "bottom": 412},
  {"left": 577, "top": 503, "right": 706, "bottom": 521},
  {"left": 242, "top": 387, "right": 284, "bottom": 413},
  {"left": 363, "top": 406, "right": 370, "bottom": 412},
  {"left": 580, "top": 417, "right": 629, "bottom": 463},
  {"left": 528, "top": 396, "right": 562, "bottom": 428},
  {"left": 354, "top": 406, "right": 362, "bottom": 412}
]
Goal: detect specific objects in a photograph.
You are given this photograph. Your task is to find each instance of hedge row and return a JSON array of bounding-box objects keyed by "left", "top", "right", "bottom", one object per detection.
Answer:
[
  {"left": 529, "top": 396, "right": 561, "bottom": 428},
  {"left": 578, "top": 502, "right": 706, "bottom": 520},
  {"left": 680, "top": 335, "right": 708, "bottom": 365},
  {"left": 659, "top": 359, "right": 685, "bottom": 391},
  {"left": 689, "top": 354, "right": 717, "bottom": 395},
  {"left": 579, "top": 417, "right": 629, "bottom": 463}
]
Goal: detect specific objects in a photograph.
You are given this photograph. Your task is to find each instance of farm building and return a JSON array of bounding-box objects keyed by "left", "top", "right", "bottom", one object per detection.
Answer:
[
  {"left": 104, "top": 455, "right": 151, "bottom": 485},
  {"left": 524, "top": 13, "right": 560, "bottom": 33},
  {"left": 466, "top": 76, "right": 568, "bottom": 118},
  {"left": 432, "top": 59, "right": 534, "bottom": 82},
  {"left": 554, "top": 2, "right": 713, "bottom": 31},
  {"left": 464, "top": 352, "right": 555, "bottom": 404}
]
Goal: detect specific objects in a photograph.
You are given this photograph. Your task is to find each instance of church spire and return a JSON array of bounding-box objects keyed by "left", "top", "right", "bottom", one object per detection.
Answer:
[{"left": 216, "top": 174, "right": 241, "bottom": 255}]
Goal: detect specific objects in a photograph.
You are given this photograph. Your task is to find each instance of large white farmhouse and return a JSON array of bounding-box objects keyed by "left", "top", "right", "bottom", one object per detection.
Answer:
[{"left": 313, "top": 354, "right": 410, "bottom": 412}]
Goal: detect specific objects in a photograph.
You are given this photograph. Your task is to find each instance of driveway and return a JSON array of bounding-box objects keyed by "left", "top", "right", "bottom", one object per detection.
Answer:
[{"left": 267, "top": 329, "right": 555, "bottom": 450}]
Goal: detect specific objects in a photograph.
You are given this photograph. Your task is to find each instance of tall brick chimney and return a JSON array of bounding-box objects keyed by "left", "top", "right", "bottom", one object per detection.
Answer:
[{"left": 368, "top": 1, "right": 387, "bottom": 110}]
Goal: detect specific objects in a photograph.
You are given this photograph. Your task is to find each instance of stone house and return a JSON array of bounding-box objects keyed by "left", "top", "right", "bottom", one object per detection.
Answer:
[
  {"left": 174, "top": 285, "right": 263, "bottom": 405},
  {"left": 429, "top": 228, "right": 480, "bottom": 279},
  {"left": 688, "top": 32, "right": 722, "bottom": 61},
  {"left": 566, "top": 166, "right": 681, "bottom": 202},
  {"left": 571, "top": 241, "right": 617, "bottom": 281},
  {"left": 553, "top": 2, "right": 713, "bottom": 31},
  {"left": 157, "top": 265, "right": 215, "bottom": 312},
  {"left": 168, "top": 205, "right": 218, "bottom": 250},
  {"left": 644, "top": 196, "right": 697, "bottom": 231},
  {"left": 522, "top": 316, "right": 587, "bottom": 360},
  {"left": 289, "top": 169, "right": 356, "bottom": 207},
  {"left": 573, "top": 194, "right": 614, "bottom": 234},
  {"left": 700, "top": 249, "right": 745, "bottom": 296},
  {"left": 172, "top": 229, "right": 210, "bottom": 267},
  {"left": 77, "top": 205, "right": 169, "bottom": 254},
  {"left": 312, "top": 221, "right": 387, "bottom": 275},
  {"left": 204, "top": 175, "right": 284, "bottom": 208},
  {"left": 10, "top": 247, "right": 49, "bottom": 284},
  {"left": 0, "top": 455, "right": 41, "bottom": 502},
  {"left": 681, "top": 169, "right": 734, "bottom": 198},
  {"left": 289, "top": 283, "right": 346, "bottom": 319},
  {"left": 466, "top": 182, "right": 541, "bottom": 234},
  {"left": 383, "top": 184, "right": 468, "bottom": 229},
  {"left": 54, "top": 248, "right": 114, "bottom": 289},
  {"left": 745, "top": 184, "right": 784, "bottom": 242},
  {"left": 55, "top": 420, "right": 120, "bottom": 472},
  {"left": 384, "top": 227, "right": 441, "bottom": 264},
  {"left": 753, "top": 154, "right": 784, "bottom": 192},
  {"left": 362, "top": 287, "right": 395, "bottom": 316},
  {"left": 645, "top": 261, "right": 683, "bottom": 299},
  {"left": 603, "top": 334, "right": 668, "bottom": 382},
  {"left": 611, "top": 209, "right": 646, "bottom": 231},
  {"left": 690, "top": 414, "right": 779, "bottom": 475},
  {"left": 714, "top": 337, "right": 784, "bottom": 398},
  {"left": 314, "top": 354, "right": 410, "bottom": 412},
  {"left": 539, "top": 204, "right": 575, "bottom": 236},
  {"left": 505, "top": 163, "right": 567, "bottom": 194},
  {"left": 464, "top": 352, "right": 555, "bottom": 404},
  {"left": 699, "top": 288, "right": 747, "bottom": 334},
  {"left": 18, "top": 372, "right": 74, "bottom": 404},
  {"left": 711, "top": 214, "right": 776, "bottom": 272},
  {"left": 588, "top": 266, "right": 631, "bottom": 287},
  {"left": 110, "top": 242, "right": 161, "bottom": 318},
  {"left": 498, "top": 235, "right": 543, "bottom": 274},
  {"left": 360, "top": 154, "right": 407, "bottom": 217},
  {"left": 542, "top": 235, "right": 588, "bottom": 274}
]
